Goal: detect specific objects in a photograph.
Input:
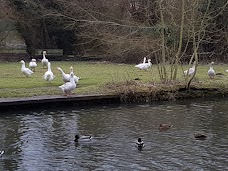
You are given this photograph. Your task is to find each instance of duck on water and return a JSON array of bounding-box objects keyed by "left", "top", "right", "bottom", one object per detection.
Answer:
[
  {"left": 194, "top": 133, "right": 207, "bottom": 140},
  {"left": 74, "top": 134, "right": 92, "bottom": 142},
  {"left": 158, "top": 124, "right": 173, "bottom": 131},
  {"left": 136, "top": 138, "right": 144, "bottom": 148}
]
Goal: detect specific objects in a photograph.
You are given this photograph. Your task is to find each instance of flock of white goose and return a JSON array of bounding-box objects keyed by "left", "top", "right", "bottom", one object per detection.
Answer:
[
  {"left": 20, "top": 50, "right": 79, "bottom": 96},
  {"left": 135, "top": 56, "right": 223, "bottom": 79},
  {"left": 20, "top": 53, "right": 224, "bottom": 95}
]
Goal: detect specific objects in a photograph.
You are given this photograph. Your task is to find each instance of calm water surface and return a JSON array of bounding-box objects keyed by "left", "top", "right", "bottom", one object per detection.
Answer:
[{"left": 0, "top": 98, "right": 228, "bottom": 171}]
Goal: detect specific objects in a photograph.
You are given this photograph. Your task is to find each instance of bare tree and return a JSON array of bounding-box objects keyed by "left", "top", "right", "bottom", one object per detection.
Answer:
[{"left": 185, "top": 0, "right": 228, "bottom": 89}]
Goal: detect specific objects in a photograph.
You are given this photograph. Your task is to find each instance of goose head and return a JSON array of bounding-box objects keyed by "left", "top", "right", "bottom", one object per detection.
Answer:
[
  {"left": 43, "top": 50, "right": 47, "bottom": 55},
  {"left": 70, "top": 66, "right": 74, "bottom": 73},
  {"left": 209, "top": 62, "right": 215, "bottom": 69},
  {"left": 20, "top": 60, "right": 26, "bottom": 68}
]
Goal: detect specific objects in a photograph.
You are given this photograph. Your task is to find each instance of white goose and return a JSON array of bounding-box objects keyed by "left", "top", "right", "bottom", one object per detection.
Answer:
[
  {"left": 43, "top": 62, "right": 55, "bottom": 82},
  {"left": 135, "top": 57, "right": 146, "bottom": 69},
  {"left": 135, "top": 59, "right": 152, "bottom": 70},
  {"left": 29, "top": 58, "right": 37, "bottom": 72},
  {"left": 59, "top": 71, "right": 76, "bottom": 96},
  {"left": 41, "top": 50, "right": 48, "bottom": 68},
  {"left": 57, "top": 66, "right": 80, "bottom": 83},
  {"left": 20, "top": 60, "right": 33, "bottom": 77},
  {"left": 208, "top": 62, "right": 215, "bottom": 79},
  {"left": 184, "top": 61, "right": 196, "bottom": 76}
]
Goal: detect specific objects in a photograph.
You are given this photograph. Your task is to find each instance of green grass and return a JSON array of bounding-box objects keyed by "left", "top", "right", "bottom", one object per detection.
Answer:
[{"left": 1, "top": 61, "right": 228, "bottom": 98}]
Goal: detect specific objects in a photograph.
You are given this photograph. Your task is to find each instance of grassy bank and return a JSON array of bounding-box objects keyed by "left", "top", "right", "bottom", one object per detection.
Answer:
[{"left": 1, "top": 61, "right": 228, "bottom": 98}]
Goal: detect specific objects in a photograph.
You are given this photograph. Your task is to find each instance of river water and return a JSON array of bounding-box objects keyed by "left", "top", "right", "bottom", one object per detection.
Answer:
[{"left": 0, "top": 97, "right": 228, "bottom": 171}]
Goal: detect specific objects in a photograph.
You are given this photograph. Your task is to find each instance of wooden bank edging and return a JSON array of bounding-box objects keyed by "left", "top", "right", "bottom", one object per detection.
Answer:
[
  {"left": 1, "top": 88, "right": 228, "bottom": 112},
  {"left": 0, "top": 94, "right": 121, "bottom": 111}
]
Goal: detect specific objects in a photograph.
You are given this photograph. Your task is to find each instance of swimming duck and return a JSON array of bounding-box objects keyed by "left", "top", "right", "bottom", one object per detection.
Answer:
[
  {"left": 0, "top": 151, "right": 4, "bottom": 156},
  {"left": 57, "top": 66, "right": 80, "bottom": 83},
  {"left": 29, "top": 58, "right": 37, "bottom": 72},
  {"left": 194, "top": 133, "right": 207, "bottom": 140},
  {"left": 158, "top": 124, "right": 173, "bottom": 131},
  {"left": 136, "top": 138, "right": 144, "bottom": 148},
  {"left": 184, "top": 61, "right": 196, "bottom": 76},
  {"left": 59, "top": 71, "right": 76, "bottom": 96},
  {"left": 208, "top": 62, "right": 215, "bottom": 79},
  {"left": 74, "top": 134, "right": 92, "bottom": 142},
  {"left": 135, "top": 59, "right": 152, "bottom": 70},
  {"left": 41, "top": 50, "right": 48, "bottom": 68},
  {"left": 43, "top": 62, "right": 55, "bottom": 82},
  {"left": 20, "top": 60, "right": 33, "bottom": 77}
]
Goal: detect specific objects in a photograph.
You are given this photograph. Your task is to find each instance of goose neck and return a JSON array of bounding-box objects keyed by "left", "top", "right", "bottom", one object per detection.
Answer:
[
  {"left": 192, "top": 65, "right": 195, "bottom": 69},
  {"left": 48, "top": 63, "right": 51, "bottom": 71},
  {"left": 70, "top": 73, "right": 76, "bottom": 84},
  {"left": 21, "top": 63, "right": 25, "bottom": 69},
  {"left": 58, "top": 68, "right": 64, "bottom": 74}
]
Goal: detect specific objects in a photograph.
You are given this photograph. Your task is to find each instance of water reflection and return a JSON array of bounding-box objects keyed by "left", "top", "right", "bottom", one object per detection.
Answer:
[{"left": 0, "top": 97, "right": 228, "bottom": 170}]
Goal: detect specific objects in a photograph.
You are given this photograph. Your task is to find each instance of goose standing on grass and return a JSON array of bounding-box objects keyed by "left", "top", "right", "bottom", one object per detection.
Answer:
[
  {"left": 57, "top": 66, "right": 80, "bottom": 83},
  {"left": 135, "top": 57, "right": 147, "bottom": 69},
  {"left": 29, "top": 58, "right": 37, "bottom": 72},
  {"left": 20, "top": 60, "right": 33, "bottom": 77},
  {"left": 135, "top": 59, "right": 152, "bottom": 70},
  {"left": 41, "top": 50, "right": 48, "bottom": 68},
  {"left": 43, "top": 62, "right": 55, "bottom": 82},
  {"left": 184, "top": 61, "right": 196, "bottom": 76},
  {"left": 59, "top": 71, "right": 76, "bottom": 96},
  {"left": 208, "top": 62, "right": 215, "bottom": 79}
]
